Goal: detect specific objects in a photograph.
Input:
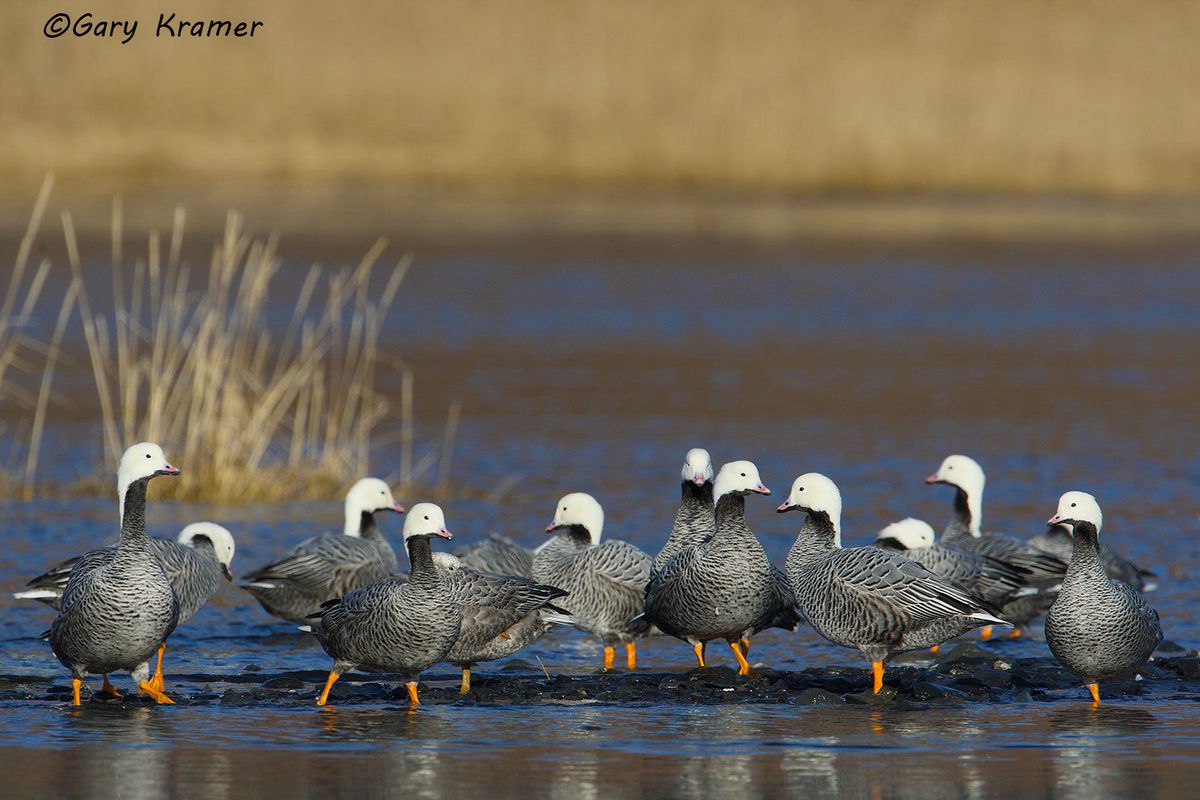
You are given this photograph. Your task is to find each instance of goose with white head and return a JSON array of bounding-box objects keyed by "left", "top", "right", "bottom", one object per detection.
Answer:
[
  {"left": 643, "top": 459, "right": 796, "bottom": 674},
  {"left": 652, "top": 448, "right": 716, "bottom": 576},
  {"left": 533, "top": 492, "right": 652, "bottom": 670},
  {"left": 17, "top": 521, "right": 236, "bottom": 627},
  {"left": 311, "top": 502, "right": 461, "bottom": 707},
  {"left": 1043, "top": 492, "right": 1162, "bottom": 705},
  {"left": 926, "top": 454, "right": 1068, "bottom": 638},
  {"left": 781, "top": 472, "right": 1008, "bottom": 694},
  {"left": 241, "top": 477, "right": 404, "bottom": 624},
  {"left": 47, "top": 442, "right": 181, "bottom": 705},
  {"left": 875, "top": 518, "right": 1026, "bottom": 607},
  {"left": 1029, "top": 521, "right": 1157, "bottom": 592}
]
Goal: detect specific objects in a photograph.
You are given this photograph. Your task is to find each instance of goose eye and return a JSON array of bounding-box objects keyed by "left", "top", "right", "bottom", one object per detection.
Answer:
[
  {"left": 145, "top": 453, "right": 151, "bottom": 459},
  {"left": 1070, "top": 502, "right": 1077, "bottom": 508},
  {"left": 740, "top": 472, "right": 746, "bottom": 477},
  {"left": 424, "top": 515, "right": 429, "bottom": 520}
]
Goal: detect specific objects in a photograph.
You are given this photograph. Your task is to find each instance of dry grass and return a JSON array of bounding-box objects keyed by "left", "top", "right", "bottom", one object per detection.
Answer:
[
  {"left": 0, "top": 175, "right": 456, "bottom": 502},
  {"left": 2, "top": 1, "right": 1200, "bottom": 195}
]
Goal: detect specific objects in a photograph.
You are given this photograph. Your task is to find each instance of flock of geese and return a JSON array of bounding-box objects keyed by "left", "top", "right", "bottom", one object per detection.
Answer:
[{"left": 15, "top": 443, "right": 1163, "bottom": 709}]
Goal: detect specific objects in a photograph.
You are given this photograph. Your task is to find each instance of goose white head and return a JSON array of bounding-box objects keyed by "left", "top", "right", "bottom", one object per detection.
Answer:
[
  {"left": 117, "top": 442, "right": 179, "bottom": 524},
  {"left": 712, "top": 461, "right": 770, "bottom": 501},
  {"left": 681, "top": 448, "right": 714, "bottom": 485},
  {"left": 1047, "top": 491, "right": 1103, "bottom": 534},
  {"left": 343, "top": 477, "right": 405, "bottom": 536},
  {"left": 403, "top": 502, "right": 453, "bottom": 540},
  {"left": 925, "top": 454, "right": 985, "bottom": 536},
  {"left": 876, "top": 518, "right": 935, "bottom": 550},
  {"left": 178, "top": 522, "right": 236, "bottom": 581},
  {"left": 776, "top": 472, "right": 843, "bottom": 545},
  {"left": 546, "top": 492, "right": 604, "bottom": 545}
]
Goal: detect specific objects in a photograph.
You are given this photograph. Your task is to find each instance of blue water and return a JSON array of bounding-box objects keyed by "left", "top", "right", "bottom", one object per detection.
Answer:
[{"left": 3, "top": 228, "right": 1200, "bottom": 796}]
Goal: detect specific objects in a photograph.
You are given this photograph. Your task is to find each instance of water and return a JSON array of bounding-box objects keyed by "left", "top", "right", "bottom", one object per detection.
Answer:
[{"left": 3, "top": 222, "right": 1200, "bottom": 796}]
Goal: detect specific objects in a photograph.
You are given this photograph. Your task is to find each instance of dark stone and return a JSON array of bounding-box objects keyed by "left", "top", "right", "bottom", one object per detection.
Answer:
[
  {"left": 500, "top": 659, "right": 538, "bottom": 672},
  {"left": 972, "top": 668, "right": 1014, "bottom": 689},
  {"left": 935, "top": 643, "right": 994, "bottom": 665},
  {"left": 845, "top": 686, "right": 897, "bottom": 705},
  {"left": 793, "top": 688, "right": 844, "bottom": 705},
  {"left": 1156, "top": 640, "right": 1186, "bottom": 653},
  {"left": 1166, "top": 657, "right": 1200, "bottom": 679},
  {"left": 241, "top": 664, "right": 263, "bottom": 673},
  {"left": 688, "top": 666, "right": 740, "bottom": 689},
  {"left": 263, "top": 676, "right": 305, "bottom": 690},
  {"left": 911, "top": 681, "right": 970, "bottom": 702}
]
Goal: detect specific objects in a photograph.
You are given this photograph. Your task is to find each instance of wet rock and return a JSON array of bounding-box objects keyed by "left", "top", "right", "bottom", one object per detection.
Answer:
[
  {"left": 972, "top": 668, "right": 1014, "bottom": 689},
  {"left": 793, "top": 688, "right": 844, "bottom": 705},
  {"left": 1156, "top": 640, "right": 1186, "bottom": 653},
  {"left": 1165, "top": 657, "right": 1200, "bottom": 679},
  {"left": 1135, "top": 662, "right": 1167, "bottom": 680},
  {"left": 263, "top": 676, "right": 305, "bottom": 690},
  {"left": 1011, "top": 659, "right": 1078, "bottom": 689},
  {"left": 911, "top": 681, "right": 970, "bottom": 702},
  {"left": 688, "top": 666, "right": 740, "bottom": 689},
  {"left": 845, "top": 686, "right": 897, "bottom": 705},
  {"left": 500, "top": 659, "right": 539, "bottom": 672},
  {"left": 935, "top": 643, "right": 994, "bottom": 665},
  {"left": 241, "top": 664, "right": 263, "bottom": 673}
]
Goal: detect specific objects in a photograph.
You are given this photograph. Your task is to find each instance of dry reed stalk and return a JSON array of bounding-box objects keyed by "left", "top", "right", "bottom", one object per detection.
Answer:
[{"left": 58, "top": 199, "right": 419, "bottom": 502}]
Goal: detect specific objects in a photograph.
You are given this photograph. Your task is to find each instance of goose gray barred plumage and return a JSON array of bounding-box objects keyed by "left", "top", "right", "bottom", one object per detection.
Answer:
[
  {"left": 781, "top": 473, "right": 1007, "bottom": 693},
  {"left": 16, "top": 522, "right": 236, "bottom": 625},
  {"left": 47, "top": 443, "right": 181, "bottom": 705},
  {"left": 875, "top": 518, "right": 1026, "bottom": 606},
  {"left": 652, "top": 448, "right": 716, "bottom": 576},
  {"left": 1028, "top": 522, "right": 1157, "bottom": 591},
  {"left": 1044, "top": 492, "right": 1162, "bottom": 704},
  {"left": 428, "top": 552, "right": 571, "bottom": 694},
  {"left": 533, "top": 492, "right": 652, "bottom": 670},
  {"left": 643, "top": 460, "right": 794, "bottom": 674},
  {"left": 454, "top": 533, "right": 535, "bottom": 578},
  {"left": 310, "top": 503, "right": 461, "bottom": 707},
  {"left": 241, "top": 478, "right": 403, "bottom": 624},
  {"left": 926, "top": 454, "right": 1066, "bottom": 636}
]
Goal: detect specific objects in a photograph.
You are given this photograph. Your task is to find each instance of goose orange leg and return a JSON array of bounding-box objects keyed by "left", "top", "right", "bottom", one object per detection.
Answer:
[
  {"left": 316, "top": 671, "right": 340, "bottom": 706},
  {"left": 603, "top": 646, "right": 615, "bottom": 670},
  {"left": 740, "top": 638, "right": 751, "bottom": 658},
  {"left": 138, "top": 681, "right": 175, "bottom": 704},
  {"left": 406, "top": 681, "right": 421, "bottom": 707},
  {"left": 729, "top": 641, "right": 751, "bottom": 676},
  {"left": 625, "top": 642, "right": 637, "bottom": 670},
  {"left": 979, "top": 626, "right": 993, "bottom": 641},
  {"left": 460, "top": 667, "right": 472, "bottom": 695},
  {"left": 871, "top": 661, "right": 885, "bottom": 694},
  {"left": 693, "top": 642, "right": 706, "bottom": 667},
  {"left": 71, "top": 677, "right": 82, "bottom": 706},
  {"left": 148, "top": 643, "right": 166, "bottom": 692},
  {"left": 1087, "top": 682, "right": 1100, "bottom": 705},
  {"left": 101, "top": 674, "right": 122, "bottom": 697}
]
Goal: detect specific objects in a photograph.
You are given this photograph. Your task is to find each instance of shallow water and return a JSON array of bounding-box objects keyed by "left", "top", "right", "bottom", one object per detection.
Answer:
[{"left": 3, "top": 226, "right": 1200, "bottom": 796}]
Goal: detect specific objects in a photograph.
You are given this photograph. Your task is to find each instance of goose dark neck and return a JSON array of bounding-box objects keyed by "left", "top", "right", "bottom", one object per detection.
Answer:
[
  {"left": 120, "top": 478, "right": 151, "bottom": 545},
  {"left": 406, "top": 536, "right": 440, "bottom": 585},
  {"left": 788, "top": 510, "right": 839, "bottom": 570},
  {"left": 953, "top": 488, "right": 974, "bottom": 529},
  {"left": 555, "top": 524, "right": 594, "bottom": 549},
  {"left": 1065, "top": 523, "right": 1104, "bottom": 582},
  {"left": 714, "top": 492, "right": 745, "bottom": 526},
  {"left": 359, "top": 510, "right": 381, "bottom": 540},
  {"left": 190, "top": 535, "right": 217, "bottom": 558},
  {"left": 682, "top": 480, "right": 714, "bottom": 507}
]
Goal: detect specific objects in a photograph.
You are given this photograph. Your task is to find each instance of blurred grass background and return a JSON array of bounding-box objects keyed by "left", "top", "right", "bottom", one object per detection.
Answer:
[{"left": 3, "top": 0, "right": 1199, "bottom": 196}]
